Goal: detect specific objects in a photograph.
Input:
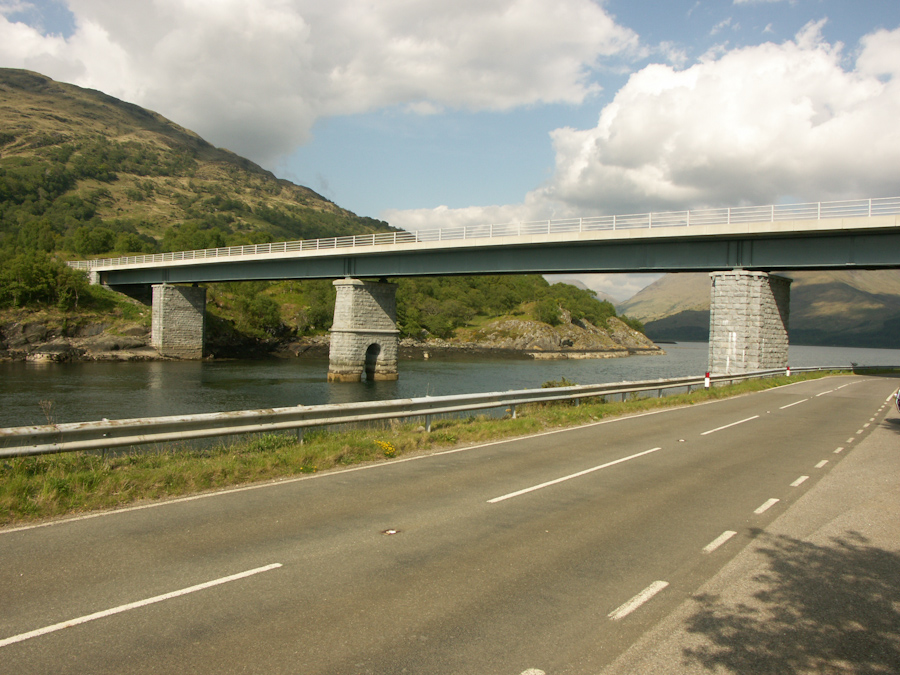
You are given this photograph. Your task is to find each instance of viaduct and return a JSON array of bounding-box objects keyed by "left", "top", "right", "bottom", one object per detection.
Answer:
[{"left": 70, "top": 197, "right": 900, "bottom": 381}]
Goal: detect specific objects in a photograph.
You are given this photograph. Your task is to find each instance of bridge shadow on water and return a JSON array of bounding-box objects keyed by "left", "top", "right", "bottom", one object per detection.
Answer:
[{"left": 681, "top": 531, "right": 900, "bottom": 674}]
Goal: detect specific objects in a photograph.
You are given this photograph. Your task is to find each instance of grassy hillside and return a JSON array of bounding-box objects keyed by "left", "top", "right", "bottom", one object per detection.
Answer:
[
  {"left": 620, "top": 271, "right": 900, "bottom": 347},
  {"left": 0, "top": 68, "right": 392, "bottom": 259}
]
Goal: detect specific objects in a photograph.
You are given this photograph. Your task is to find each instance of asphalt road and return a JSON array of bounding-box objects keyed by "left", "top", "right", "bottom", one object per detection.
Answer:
[{"left": 2, "top": 374, "right": 897, "bottom": 675}]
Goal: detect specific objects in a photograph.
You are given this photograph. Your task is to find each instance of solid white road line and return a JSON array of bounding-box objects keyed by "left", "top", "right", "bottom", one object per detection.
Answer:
[
  {"left": 754, "top": 498, "right": 780, "bottom": 514},
  {"left": 791, "top": 476, "right": 809, "bottom": 487},
  {"left": 608, "top": 581, "right": 669, "bottom": 621},
  {"left": 488, "top": 447, "right": 662, "bottom": 504},
  {"left": 779, "top": 399, "right": 808, "bottom": 410},
  {"left": 703, "top": 530, "right": 737, "bottom": 554},
  {"left": 815, "top": 390, "right": 835, "bottom": 397},
  {"left": 0, "top": 563, "right": 282, "bottom": 648},
  {"left": 700, "top": 415, "right": 760, "bottom": 436},
  {"left": 815, "top": 460, "right": 829, "bottom": 469}
]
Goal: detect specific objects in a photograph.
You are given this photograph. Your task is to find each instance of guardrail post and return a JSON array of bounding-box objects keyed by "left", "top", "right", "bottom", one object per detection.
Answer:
[
  {"left": 613, "top": 215, "right": 617, "bottom": 230},
  {"left": 297, "top": 428, "right": 304, "bottom": 445},
  {"left": 869, "top": 198, "right": 872, "bottom": 217},
  {"left": 425, "top": 415, "right": 432, "bottom": 432},
  {"left": 771, "top": 205, "right": 774, "bottom": 222},
  {"left": 649, "top": 212, "right": 653, "bottom": 228},
  {"left": 727, "top": 208, "right": 731, "bottom": 225},
  {"left": 510, "top": 405, "right": 517, "bottom": 419},
  {"left": 579, "top": 218, "right": 583, "bottom": 232}
]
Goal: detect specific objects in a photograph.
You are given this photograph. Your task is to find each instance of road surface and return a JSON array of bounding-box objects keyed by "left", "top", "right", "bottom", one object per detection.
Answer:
[{"left": 2, "top": 374, "right": 898, "bottom": 674}]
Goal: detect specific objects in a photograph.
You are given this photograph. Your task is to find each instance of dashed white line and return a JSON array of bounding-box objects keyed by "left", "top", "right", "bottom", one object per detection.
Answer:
[
  {"left": 834, "top": 447, "right": 844, "bottom": 454},
  {"left": 754, "top": 498, "right": 780, "bottom": 514},
  {"left": 846, "top": 437, "right": 855, "bottom": 444},
  {"left": 703, "top": 530, "right": 737, "bottom": 553},
  {"left": 815, "top": 390, "right": 835, "bottom": 397},
  {"left": 779, "top": 399, "right": 808, "bottom": 410},
  {"left": 608, "top": 581, "right": 669, "bottom": 621},
  {"left": 863, "top": 423, "right": 870, "bottom": 428},
  {"left": 488, "top": 447, "right": 663, "bottom": 504},
  {"left": 0, "top": 563, "right": 282, "bottom": 648},
  {"left": 815, "top": 460, "right": 829, "bottom": 469},
  {"left": 700, "top": 415, "right": 760, "bottom": 436},
  {"left": 791, "top": 476, "right": 809, "bottom": 487}
]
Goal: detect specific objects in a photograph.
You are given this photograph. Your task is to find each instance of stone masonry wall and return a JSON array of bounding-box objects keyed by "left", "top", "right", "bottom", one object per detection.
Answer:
[
  {"left": 151, "top": 284, "right": 206, "bottom": 359},
  {"left": 328, "top": 278, "right": 399, "bottom": 382},
  {"left": 708, "top": 271, "right": 791, "bottom": 375}
]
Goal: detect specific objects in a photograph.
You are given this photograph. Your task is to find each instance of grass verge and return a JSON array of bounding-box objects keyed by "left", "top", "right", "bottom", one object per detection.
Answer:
[{"left": 1, "top": 372, "right": 838, "bottom": 526}]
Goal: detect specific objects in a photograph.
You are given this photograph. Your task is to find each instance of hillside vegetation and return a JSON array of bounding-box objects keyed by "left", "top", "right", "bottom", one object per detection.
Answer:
[{"left": 0, "top": 68, "right": 646, "bottom": 357}]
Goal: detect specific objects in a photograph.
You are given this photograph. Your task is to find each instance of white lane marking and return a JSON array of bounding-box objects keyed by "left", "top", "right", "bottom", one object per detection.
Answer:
[
  {"left": 488, "top": 447, "right": 662, "bottom": 503},
  {"left": 791, "top": 476, "right": 809, "bottom": 487},
  {"left": 846, "top": 437, "right": 855, "bottom": 444},
  {"left": 520, "top": 670, "right": 546, "bottom": 675},
  {"left": 703, "top": 530, "right": 737, "bottom": 554},
  {"left": 834, "top": 447, "right": 844, "bottom": 454},
  {"left": 700, "top": 415, "right": 760, "bottom": 436},
  {"left": 0, "top": 563, "right": 282, "bottom": 648},
  {"left": 608, "top": 581, "right": 669, "bottom": 621},
  {"left": 815, "top": 390, "right": 835, "bottom": 397},
  {"left": 856, "top": 429, "right": 865, "bottom": 435},
  {"left": 815, "top": 460, "right": 829, "bottom": 469},
  {"left": 863, "top": 423, "right": 870, "bottom": 428},
  {"left": 779, "top": 399, "right": 808, "bottom": 410},
  {"left": 754, "top": 498, "right": 780, "bottom": 514}
]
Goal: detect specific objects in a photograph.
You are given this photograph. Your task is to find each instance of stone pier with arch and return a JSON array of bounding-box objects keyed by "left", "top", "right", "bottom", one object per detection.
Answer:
[{"left": 327, "top": 278, "right": 399, "bottom": 382}]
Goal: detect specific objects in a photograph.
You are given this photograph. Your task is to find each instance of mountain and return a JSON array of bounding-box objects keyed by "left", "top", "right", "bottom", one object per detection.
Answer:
[
  {"left": 619, "top": 270, "right": 900, "bottom": 348},
  {"left": 0, "top": 68, "right": 391, "bottom": 255}
]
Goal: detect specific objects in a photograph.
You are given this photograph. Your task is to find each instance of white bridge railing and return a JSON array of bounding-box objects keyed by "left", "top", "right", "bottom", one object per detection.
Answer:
[
  {"left": 68, "top": 196, "right": 900, "bottom": 271},
  {"left": 2, "top": 366, "right": 892, "bottom": 458}
]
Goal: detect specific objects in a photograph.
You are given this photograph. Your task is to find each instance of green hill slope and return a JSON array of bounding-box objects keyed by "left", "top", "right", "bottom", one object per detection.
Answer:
[{"left": 0, "top": 68, "right": 392, "bottom": 257}]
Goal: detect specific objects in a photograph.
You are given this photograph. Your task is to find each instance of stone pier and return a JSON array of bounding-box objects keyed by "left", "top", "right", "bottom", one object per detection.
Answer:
[
  {"left": 150, "top": 284, "right": 206, "bottom": 359},
  {"left": 328, "top": 278, "right": 399, "bottom": 382},
  {"left": 708, "top": 270, "right": 791, "bottom": 375}
]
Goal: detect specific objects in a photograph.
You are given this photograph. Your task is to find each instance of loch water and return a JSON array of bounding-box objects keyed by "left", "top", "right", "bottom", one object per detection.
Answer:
[{"left": 1, "top": 342, "right": 898, "bottom": 428}]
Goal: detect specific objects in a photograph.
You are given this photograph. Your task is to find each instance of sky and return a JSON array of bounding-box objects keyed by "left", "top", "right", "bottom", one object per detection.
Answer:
[{"left": 1, "top": 0, "right": 899, "bottom": 301}]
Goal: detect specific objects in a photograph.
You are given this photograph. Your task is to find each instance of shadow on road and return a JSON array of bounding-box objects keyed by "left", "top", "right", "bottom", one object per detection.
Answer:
[
  {"left": 884, "top": 418, "right": 900, "bottom": 435},
  {"left": 682, "top": 532, "right": 900, "bottom": 674}
]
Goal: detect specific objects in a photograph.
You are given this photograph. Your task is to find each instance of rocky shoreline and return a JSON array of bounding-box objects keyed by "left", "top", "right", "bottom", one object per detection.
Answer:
[{"left": 1, "top": 314, "right": 665, "bottom": 363}]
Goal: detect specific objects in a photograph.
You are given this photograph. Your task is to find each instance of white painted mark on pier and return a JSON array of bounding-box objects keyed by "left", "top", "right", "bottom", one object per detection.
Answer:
[
  {"left": 0, "top": 563, "right": 282, "bottom": 648},
  {"left": 703, "top": 531, "right": 737, "bottom": 554},
  {"left": 754, "top": 498, "right": 780, "bottom": 515},
  {"left": 608, "top": 581, "right": 669, "bottom": 621}
]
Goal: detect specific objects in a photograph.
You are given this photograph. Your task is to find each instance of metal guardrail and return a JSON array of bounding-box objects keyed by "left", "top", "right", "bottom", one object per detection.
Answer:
[
  {"left": 2, "top": 366, "right": 889, "bottom": 458},
  {"left": 67, "top": 196, "right": 900, "bottom": 271}
]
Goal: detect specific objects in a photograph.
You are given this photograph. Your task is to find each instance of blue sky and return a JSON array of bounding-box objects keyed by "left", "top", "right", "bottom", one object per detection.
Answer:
[{"left": 2, "top": 0, "right": 899, "bottom": 299}]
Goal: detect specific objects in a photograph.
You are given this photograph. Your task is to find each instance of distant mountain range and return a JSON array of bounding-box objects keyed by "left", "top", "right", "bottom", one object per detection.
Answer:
[{"left": 619, "top": 270, "right": 900, "bottom": 348}]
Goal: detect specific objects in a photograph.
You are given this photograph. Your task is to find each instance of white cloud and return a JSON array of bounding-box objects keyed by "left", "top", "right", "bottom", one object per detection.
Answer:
[
  {"left": 387, "top": 21, "right": 900, "bottom": 234},
  {"left": 0, "top": 0, "right": 638, "bottom": 163}
]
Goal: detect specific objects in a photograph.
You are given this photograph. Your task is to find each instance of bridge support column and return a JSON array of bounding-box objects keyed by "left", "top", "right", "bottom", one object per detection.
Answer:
[
  {"left": 328, "top": 278, "right": 399, "bottom": 382},
  {"left": 151, "top": 284, "right": 206, "bottom": 359},
  {"left": 708, "top": 271, "right": 791, "bottom": 375}
]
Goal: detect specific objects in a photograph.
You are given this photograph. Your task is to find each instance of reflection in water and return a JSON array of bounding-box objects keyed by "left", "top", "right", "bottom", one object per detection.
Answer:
[{"left": 1, "top": 342, "right": 898, "bottom": 427}]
